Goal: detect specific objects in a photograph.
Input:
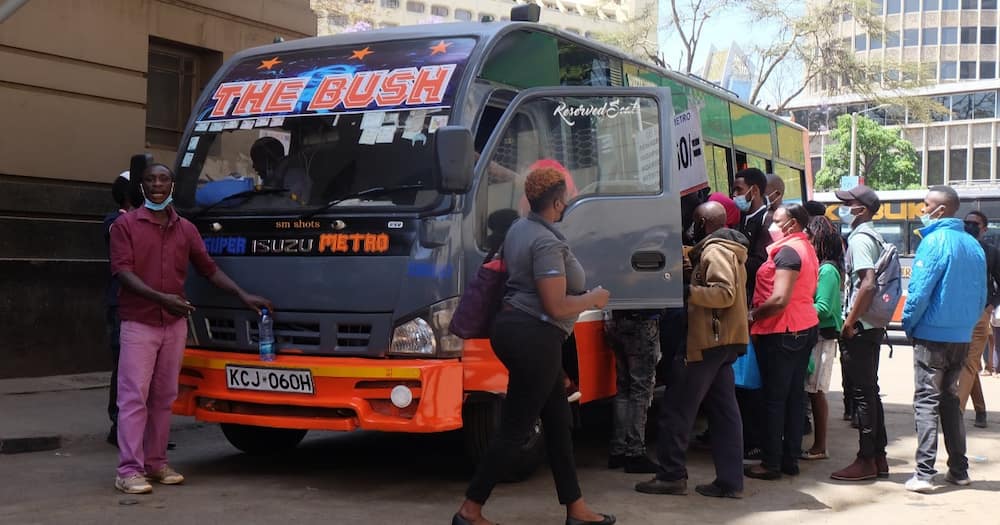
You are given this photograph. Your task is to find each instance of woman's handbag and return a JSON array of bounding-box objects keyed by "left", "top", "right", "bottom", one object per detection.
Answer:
[
  {"left": 733, "top": 340, "right": 763, "bottom": 390},
  {"left": 449, "top": 252, "right": 508, "bottom": 339}
]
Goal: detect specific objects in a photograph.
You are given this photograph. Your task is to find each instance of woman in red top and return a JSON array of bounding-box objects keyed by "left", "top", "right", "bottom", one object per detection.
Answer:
[{"left": 744, "top": 203, "right": 820, "bottom": 480}]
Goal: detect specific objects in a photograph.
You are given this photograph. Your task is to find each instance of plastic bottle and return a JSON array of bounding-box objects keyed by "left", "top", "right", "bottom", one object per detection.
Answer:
[
  {"left": 259, "top": 307, "right": 275, "bottom": 362},
  {"left": 971, "top": 455, "right": 988, "bottom": 464}
]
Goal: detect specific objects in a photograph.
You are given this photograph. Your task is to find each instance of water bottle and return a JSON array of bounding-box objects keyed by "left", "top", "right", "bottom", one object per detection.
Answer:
[{"left": 259, "top": 307, "right": 275, "bottom": 362}]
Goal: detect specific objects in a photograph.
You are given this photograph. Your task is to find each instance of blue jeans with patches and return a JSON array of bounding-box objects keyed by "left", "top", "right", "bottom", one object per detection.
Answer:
[
  {"left": 607, "top": 314, "right": 661, "bottom": 457},
  {"left": 913, "top": 339, "right": 969, "bottom": 480}
]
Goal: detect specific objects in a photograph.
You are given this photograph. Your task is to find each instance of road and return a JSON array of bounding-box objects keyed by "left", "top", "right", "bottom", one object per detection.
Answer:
[{"left": 1, "top": 346, "right": 999, "bottom": 525}]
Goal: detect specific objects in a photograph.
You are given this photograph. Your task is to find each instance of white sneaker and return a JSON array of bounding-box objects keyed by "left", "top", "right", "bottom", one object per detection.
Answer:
[
  {"left": 944, "top": 472, "right": 971, "bottom": 486},
  {"left": 115, "top": 473, "right": 153, "bottom": 494},
  {"left": 146, "top": 465, "right": 185, "bottom": 485},
  {"left": 904, "top": 475, "right": 935, "bottom": 493}
]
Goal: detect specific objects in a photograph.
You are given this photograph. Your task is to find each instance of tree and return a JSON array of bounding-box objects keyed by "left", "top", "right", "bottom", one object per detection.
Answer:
[
  {"left": 814, "top": 114, "right": 920, "bottom": 191},
  {"left": 590, "top": 3, "right": 665, "bottom": 67}
]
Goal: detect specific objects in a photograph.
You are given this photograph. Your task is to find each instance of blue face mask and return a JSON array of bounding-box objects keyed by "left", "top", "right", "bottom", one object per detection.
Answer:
[
  {"left": 837, "top": 206, "right": 853, "bottom": 224},
  {"left": 141, "top": 184, "right": 174, "bottom": 211},
  {"left": 734, "top": 194, "right": 751, "bottom": 212},
  {"left": 920, "top": 205, "right": 943, "bottom": 227}
]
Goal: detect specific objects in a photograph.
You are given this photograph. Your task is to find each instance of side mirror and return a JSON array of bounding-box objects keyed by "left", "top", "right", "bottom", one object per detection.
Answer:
[{"left": 435, "top": 125, "right": 474, "bottom": 195}]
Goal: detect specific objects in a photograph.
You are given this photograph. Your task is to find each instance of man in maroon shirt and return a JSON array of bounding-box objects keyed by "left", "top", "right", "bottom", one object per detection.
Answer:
[{"left": 110, "top": 164, "right": 271, "bottom": 494}]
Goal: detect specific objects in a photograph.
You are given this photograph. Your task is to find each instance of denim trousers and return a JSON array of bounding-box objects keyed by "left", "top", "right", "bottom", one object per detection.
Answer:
[
  {"left": 913, "top": 339, "right": 969, "bottom": 480},
  {"left": 608, "top": 316, "right": 660, "bottom": 456},
  {"left": 655, "top": 345, "right": 744, "bottom": 492},
  {"left": 755, "top": 327, "right": 817, "bottom": 472},
  {"left": 840, "top": 327, "right": 888, "bottom": 459},
  {"left": 466, "top": 309, "right": 581, "bottom": 505},
  {"left": 116, "top": 318, "right": 187, "bottom": 478}
]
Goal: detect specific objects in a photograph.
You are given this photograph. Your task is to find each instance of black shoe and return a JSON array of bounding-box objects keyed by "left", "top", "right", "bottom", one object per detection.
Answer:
[
  {"left": 608, "top": 454, "right": 625, "bottom": 469},
  {"left": 744, "top": 465, "right": 781, "bottom": 480},
  {"left": 452, "top": 513, "right": 471, "bottom": 525},
  {"left": 624, "top": 455, "right": 659, "bottom": 474},
  {"left": 695, "top": 482, "right": 743, "bottom": 499},
  {"left": 106, "top": 427, "right": 118, "bottom": 448},
  {"left": 804, "top": 415, "right": 813, "bottom": 435},
  {"left": 743, "top": 447, "right": 762, "bottom": 461},
  {"left": 167, "top": 441, "right": 177, "bottom": 450},
  {"left": 975, "top": 411, "right": 988, "bottom": 428},
  {"left": 781, "top": 463, "right": 800, "bottom": 476},
  {"left": 635, "top": 477, "right": 687, "bottom": 495},
  {"left": 566, "top": 513, "right": 616, "bottom": 525}
]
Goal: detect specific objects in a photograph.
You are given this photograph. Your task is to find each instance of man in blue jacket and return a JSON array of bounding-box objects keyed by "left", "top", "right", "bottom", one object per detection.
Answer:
[{"left": 902, "top": 185, "right": 986, "bottom": 493}]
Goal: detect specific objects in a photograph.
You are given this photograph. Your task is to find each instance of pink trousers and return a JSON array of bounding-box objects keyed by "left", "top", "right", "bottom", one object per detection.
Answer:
[{"left": 116, "top": 318, "right": 186, "bottom": 477}]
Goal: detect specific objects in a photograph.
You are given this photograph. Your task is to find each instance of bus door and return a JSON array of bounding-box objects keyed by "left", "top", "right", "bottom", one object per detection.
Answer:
[{"left": 476, "top": 86, "right": 682, "bottom": 310}]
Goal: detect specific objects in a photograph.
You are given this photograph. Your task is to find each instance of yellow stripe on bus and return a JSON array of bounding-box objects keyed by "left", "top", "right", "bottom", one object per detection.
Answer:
[{"left": 182, "top": 355, "right": 422, "bottom": 379}]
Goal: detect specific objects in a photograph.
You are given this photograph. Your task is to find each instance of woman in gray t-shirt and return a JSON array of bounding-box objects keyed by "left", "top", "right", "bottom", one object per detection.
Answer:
[{"left": 455, "top": 167, "right": 613, "bottom": 525}]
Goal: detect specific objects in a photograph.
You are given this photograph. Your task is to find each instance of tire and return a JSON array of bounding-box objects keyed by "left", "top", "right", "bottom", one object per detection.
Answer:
[
  {"left": 462, "top": 397, "right": 545, "bottom": 482},
  {"left": 220, "top": 423, "right": 307, "bottom": 455}
]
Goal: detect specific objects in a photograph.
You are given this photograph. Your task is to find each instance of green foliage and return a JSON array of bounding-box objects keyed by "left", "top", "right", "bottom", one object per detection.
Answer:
[{"left": 815, "top": 114, "right": 921, "bottom": 191}]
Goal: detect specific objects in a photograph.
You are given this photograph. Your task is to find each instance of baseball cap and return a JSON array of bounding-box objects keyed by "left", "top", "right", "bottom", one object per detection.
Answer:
[{"left": 835, "top": 184, "right": 881, "bottom": 213}]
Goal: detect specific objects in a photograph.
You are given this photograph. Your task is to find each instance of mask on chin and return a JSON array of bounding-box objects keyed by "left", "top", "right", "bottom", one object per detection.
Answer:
[{"left": 141, "top": 185, "right": 174, "bottom": 211}]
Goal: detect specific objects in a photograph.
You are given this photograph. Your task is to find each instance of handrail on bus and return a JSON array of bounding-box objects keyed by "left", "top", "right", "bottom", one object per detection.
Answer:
[{"left": 683, "top": 72, "right": 742, "bottom": 100}]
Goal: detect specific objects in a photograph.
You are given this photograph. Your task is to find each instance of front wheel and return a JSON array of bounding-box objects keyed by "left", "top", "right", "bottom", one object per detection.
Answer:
[
  {"left": 462, "top": 397, "right": 545, "bottom": 482},
  {"left": 220, "top": 423, "right": 307, "bottom": 455}
]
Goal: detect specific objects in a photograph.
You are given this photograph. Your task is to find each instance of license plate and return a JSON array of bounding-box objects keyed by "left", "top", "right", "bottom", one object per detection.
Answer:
[{"left": 225, "top": 365, "right": 314, "bottom": 394}]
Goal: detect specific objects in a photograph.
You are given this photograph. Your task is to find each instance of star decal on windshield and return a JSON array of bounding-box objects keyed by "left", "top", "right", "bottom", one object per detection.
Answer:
[
  {"left": 257, "top": 57, "right": 282, "bottom": 70},
  {"left": 429, "top": 40, "right": 452, "bottom": 55},
  {"left": 350, "top": 47, "right": 374, "bottom": 60}
]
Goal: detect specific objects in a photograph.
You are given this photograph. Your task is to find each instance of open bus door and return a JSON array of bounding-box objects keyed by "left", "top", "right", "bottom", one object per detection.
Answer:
[{"left": 476, "top": 86, "right": 682, "bottom": 401}]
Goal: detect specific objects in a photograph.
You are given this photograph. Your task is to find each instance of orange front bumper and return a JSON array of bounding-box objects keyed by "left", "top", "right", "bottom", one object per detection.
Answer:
[{"left": 173, "top": 349, "right": 464, "bottom": 433}]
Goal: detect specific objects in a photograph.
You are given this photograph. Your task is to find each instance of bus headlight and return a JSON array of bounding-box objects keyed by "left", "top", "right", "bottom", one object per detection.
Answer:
[{"left": 388, "top": 297, "right": 464, "bottom": 357}]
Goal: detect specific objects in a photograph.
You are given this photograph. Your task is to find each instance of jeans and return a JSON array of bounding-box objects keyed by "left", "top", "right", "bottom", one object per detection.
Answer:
[
  {"left": 608, "top": 314, "right": 660, "bottom": 456},
  {"left": 840, "top": 327, "right": 888, "bottom": 459},
  {"left": 957, "top": 309, "right": 989, "bottom": 413},
  {"left": 913, "top": 339, "right": 969, "bottom": 480},
  {"left": 466, "top": 309, "right": 581, "bottom": 505},
  {"left": 107, "top": 306, "right": 121, "bottom": 427},
  {"left": 755, "top": 327, "right": 817, "bottom": 472},
  {"left": 656, "top": 345, "right": 744, "bottom": 492},
  {"left": 116, "top": 319, "right": 187, "bottom": 477}
]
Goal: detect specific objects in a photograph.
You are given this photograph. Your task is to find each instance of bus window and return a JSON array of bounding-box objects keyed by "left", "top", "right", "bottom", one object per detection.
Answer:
[
  {"left": 773, "top": 164, "right": 803, "bottom": 203},
  {"left": 705, "top": 144, "right": 731, "bottom": 195},
  {"left": 872, "top": 223, "right": 904, "bottom": 253}
]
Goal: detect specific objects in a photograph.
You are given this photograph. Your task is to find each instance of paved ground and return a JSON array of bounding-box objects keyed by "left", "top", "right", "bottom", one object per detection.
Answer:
[{"left": 1, "top": 346, "right": 999, "bottom": 525}]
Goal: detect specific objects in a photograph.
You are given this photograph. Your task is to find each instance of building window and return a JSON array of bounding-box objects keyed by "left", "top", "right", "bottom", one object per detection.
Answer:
[
  {"left": 905, "top": 0, "right": 921, "bottom": 10},
  {"left": 941, "top": 26, "right": 958, "bottom": 44},
  {"left": 381, "top": 0, "right": 399, "bottom": 7},
  {"left": 842, "top": 12, "right": 853, "bottom": 20},
  {"left": 943, "top": 0, "right": 959, "bottom": 8},
  {"left": 961, "top": 26, "right": 978, "bottom": 43},
  {"left": 887, "top": 30, "right": 901, "bottom": 47},
  {"left": 974, "top": 148, "right": 991, "bottom": 180},
  {"left": 923, "top": 61, "right": 939, "bottom": 80},
  {"left": 960, "top": 60, "right": 977, "bottom": 78},
  {"left": 855, "top": 34, "right": 868, "bottom": 51},
  {"left": 888, "top": 0, "right": 902, "bottom": 12},
  {"left": 870, "top": 34, "right": 883, "bottom": 49},
  {"left": 904, "top": 28, "right": 920, "bottom": 45},
  {"left": 985, "top": 0, "right": 998, "bottom": 8},
  {"left": 873, "top": 0, "right": 885, "bottom": 13},
  {"left": 379, "top": 21, "right": 399, "bottom": 27},
  {"left": 983, "top": 27, "right": 998, "bottom": 44},
  {"left": 962, "top": 0, "right": 978, "bottom": 7},
  {"left": 927, "top": 150, "right": 945, "bottom": 185},
  {"left": 932, "top": 94, "right": 952, "bottom": 120},
  {"left": 565, "top": 27, "right": 581, "bottom": 34},
  {"left": 146, "top": 41, "right": 210, "bottom": 149},
  {"left": 328, "top": 13, "right": 349, "bottom": 26},
  {"left": 982, "top": 61, "right": 997, "bottom": 78},
  {"left": 430, "top": 5, "right": 448, "bottom": 16},
  {"left": 406, "top": 1, "right": 425, "bottom": 13},
  {"left": 950, "top": 149, "right": 967, "bottom": 181},
  {"left": 455, "top": 8, "right": 472, "bottom": 20},
  {"left": 479, "top": 12, "right": 496, "bottom": 21},
  {"left": 941, "top": 60, "right": 958, "bottom": 78},
  {"left": 924, "top": 0, "right": 940, "bottom": 8},
  {"left": 923, "top": 28, "right": 939, "bottom": 45}
]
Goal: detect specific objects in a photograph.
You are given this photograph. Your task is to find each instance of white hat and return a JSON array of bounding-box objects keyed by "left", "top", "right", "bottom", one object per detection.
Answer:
[{"left": 118, "top": 170, "right": 130, "bottom": 181}]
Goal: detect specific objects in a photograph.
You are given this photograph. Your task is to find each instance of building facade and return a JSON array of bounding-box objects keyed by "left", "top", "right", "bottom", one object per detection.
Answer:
[
  {"left": 788, "top": 0, "right": 1000, "bottom": 187},
  {"left": 313, "top": 0, "right": 654, "bottom": 40},
  {"left": 0, "top": 0, "right": 315, "bottom": 378}
]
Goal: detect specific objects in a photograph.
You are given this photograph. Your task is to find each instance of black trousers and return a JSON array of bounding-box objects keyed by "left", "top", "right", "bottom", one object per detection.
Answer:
[
  {"left": 466, "top": 309, "right": 582, "bottom": 505},
  {"left": 840, "top": 327, "right": 888, "bottom": 459},
  {"left": 107, "top": 306, "right": 121, "bottom": 426},
  {"left": 755, "top": 327, "right": 817, "bottom": 471},
  {"left": 656, "top": 345, "right": 744, "bottom": 492}
]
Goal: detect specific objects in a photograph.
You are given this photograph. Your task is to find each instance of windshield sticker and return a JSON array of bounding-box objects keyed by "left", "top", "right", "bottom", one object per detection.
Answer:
[
  {"left": 194, "top": 122, "right": 209, "bottom": 132},
  {"left": 384, "top": 113, "right": 400, "bottom": 126},
  {"left": 376, "top": 125, "right": 396, "bottom": 143},
  {"left": 255, "top": 117, "right": 270, "bottom": 127},
  {"left": 360, "top": 110, "right": 386, "bottom": 129},
  {"left": 428, "top": 115, "right": 448, "bottom": 133},
  {"left": 269, "top": 116, "right": 285, "bottom": 127},
  {"left": 239, "top": 120, "right": 255, "bottom": 130},
  {"left": 359, "top": 128, "right": 378, "bottom": 145},
  {"left": 553, "top": 99, "right": 642, "bottom": 126},
  {"left": 208, "top": 122, "right": 225, "bottom": 132},
  {"left": 193, "top": 38, "right": 474, "bottom": 124},
  {"left": 187, "top": 137, "right": 200, "bottom": 151},
  {"left": 180, "top": 152, "right": 195, "bottom": 168},
  {"left": 223, "top": 120, "right": 239, "bottom": 130},
  {"left": 318, "top": 233, "right": 390, "bottom": 254}
]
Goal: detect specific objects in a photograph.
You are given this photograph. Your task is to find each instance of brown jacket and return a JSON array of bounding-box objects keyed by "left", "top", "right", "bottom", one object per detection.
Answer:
[{"left": 686, "top": 229, "right": 750, "bottom": 362}]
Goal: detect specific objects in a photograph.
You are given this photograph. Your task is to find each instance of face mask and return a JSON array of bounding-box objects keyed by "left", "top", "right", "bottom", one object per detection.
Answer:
[
  {"left": 837, "top": 205, "right": 854, "bottom": 224},
  {"left": 919, "top": 205, "right": 944, "bottom": 227},
  {"left": 141, "top": 184, "right": 174, "bottom": 211},
  {"left": 768, "top": 222, "right": 786, "bottom": 243},
  {"left": 964, "top": 221, "right": 981, "bottom": 237},
  {"left": 734, "top": 194, "right": 751, "bottom": 212}
]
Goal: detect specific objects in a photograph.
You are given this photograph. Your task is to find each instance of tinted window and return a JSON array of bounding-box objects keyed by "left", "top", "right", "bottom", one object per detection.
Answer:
[
  {"left": 855, "top": 34, "right": 868, "bottom": 51},
  {"left": 927, "top": 150, "right": 945, "bottom": 185},
  {"left": 983, "top": 27, "right": 997, "bottom": 44},
  {"left": 982, "top": 62, "right": 997, "bottom": 79},
  {"left": 950, "top": 149, "right": 967, "bottom": 181},
  {"left": 943, "top": 0, "right": 959, "bottom": 8},
  {"left": 984, "top": 0, "right": 998, "bottom": 8},
  {"left": 962, "top": 0, "right": 978, "bottom": 7},
  {"left": 887, "top": 30, "right": 901, "bottom": 47},
  {"left": 942, "top": 27, "right": 959, "bottom": 44},
  {"left": 923, "top": 27, "right": 939, "bottom": 45},
  {"left": 961, "top": 27, "right": 978, "bottom": 44},
  {"left": 960, "top": 61, "right": 977, "bottom": 79},
  {"left": 941, "top": 61, "right": 958, "bottom": 79},
  {"left": 924, "top": 0, "right": 939, "bottom": 8},
  {"left": 871, "top": 34, "right": 883, "bottom": 49},
  {"left": 888, "top": 0, "right": 902, "bottom": 12},
  {"left": 905, "top": 0, "right": 921, "bottom": 10},
  {"left": 904, "top": 28, "right": 919, "bottom": 46}
]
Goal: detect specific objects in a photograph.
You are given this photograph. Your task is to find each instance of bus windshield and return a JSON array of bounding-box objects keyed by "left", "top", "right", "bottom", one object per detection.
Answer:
[{"left": 176, "top": 37, "right": 477, "bottom": 212}]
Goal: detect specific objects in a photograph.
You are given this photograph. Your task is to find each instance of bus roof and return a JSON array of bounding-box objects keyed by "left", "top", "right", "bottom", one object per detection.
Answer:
[{"left": 221, "top": 21, "right": 804, "bottom": 132}]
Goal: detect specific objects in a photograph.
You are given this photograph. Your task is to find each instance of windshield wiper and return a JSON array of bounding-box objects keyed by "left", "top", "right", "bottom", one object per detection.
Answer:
[
  {"left": 190, "top": 186, "right": 289, "bottom": 219},
  {"left": 298, "top": 183, "right": 426, "bottom": 219}
]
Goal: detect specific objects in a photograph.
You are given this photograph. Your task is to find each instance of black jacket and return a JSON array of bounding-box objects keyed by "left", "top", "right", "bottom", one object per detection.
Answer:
[
  {"left": 981, "top": 239, "right": 1000, "bottom": 307},
  {"left": 739, "top": 205, "right": 771, "bottom": 302}
]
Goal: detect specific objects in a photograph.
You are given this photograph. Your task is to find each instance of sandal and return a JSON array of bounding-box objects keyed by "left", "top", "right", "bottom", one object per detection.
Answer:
[{"left": 801, "top": 450, "right": 829, "bottom": 460}]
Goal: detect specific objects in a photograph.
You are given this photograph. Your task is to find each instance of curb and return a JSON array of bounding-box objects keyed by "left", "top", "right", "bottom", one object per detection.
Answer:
[{"left": 0, "top": 435, "right": 62, "bottom": 454}]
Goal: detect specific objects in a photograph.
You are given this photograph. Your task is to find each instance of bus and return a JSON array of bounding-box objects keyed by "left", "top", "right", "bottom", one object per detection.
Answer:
[
  {"left": 170, "top": 6, "right": 811, "bottom": 472},
  {"left": 816, "top": 185, "right": 1000, "bottom": 340}
]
